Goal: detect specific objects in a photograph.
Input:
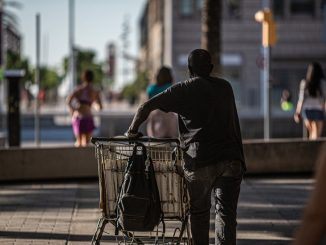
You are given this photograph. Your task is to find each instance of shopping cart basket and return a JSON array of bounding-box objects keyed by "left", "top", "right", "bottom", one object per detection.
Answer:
[{"left": 91, "top": 136, "right": 191, "bottom": 244}]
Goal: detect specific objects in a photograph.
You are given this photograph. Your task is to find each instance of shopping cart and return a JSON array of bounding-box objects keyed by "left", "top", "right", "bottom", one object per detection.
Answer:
[{"left": 91, "top": 136, "right": 191, "bottom": 244}]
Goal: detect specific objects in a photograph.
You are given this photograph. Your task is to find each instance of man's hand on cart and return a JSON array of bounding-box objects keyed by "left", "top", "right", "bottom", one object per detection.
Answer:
[{"left": 124, "top": 131, "right": 143, "bottom": 138}]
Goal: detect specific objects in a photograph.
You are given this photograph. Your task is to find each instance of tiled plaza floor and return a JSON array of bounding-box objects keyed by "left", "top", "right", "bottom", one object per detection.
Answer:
[{"left": 0, "top": 176, "right": 313, "bottom": 244}]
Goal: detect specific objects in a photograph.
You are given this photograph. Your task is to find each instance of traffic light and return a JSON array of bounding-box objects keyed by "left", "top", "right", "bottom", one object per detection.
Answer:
[{"left": 255, "top": 8, "right": 277, "bottom": 47}]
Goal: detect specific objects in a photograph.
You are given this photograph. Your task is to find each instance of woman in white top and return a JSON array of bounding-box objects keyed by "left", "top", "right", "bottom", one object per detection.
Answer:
[
  {"left": 146, "top": 66, "right": 178, "bottom": 138},
  {"left": 294, "top": 62, "right": 326, "bottom": 139}
]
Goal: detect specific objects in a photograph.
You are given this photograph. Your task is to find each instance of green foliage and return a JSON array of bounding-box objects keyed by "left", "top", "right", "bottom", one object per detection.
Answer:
[
  {"left": 3, "top": 1, "right": 22, "bottom": 30},
  {"left": 121, "top": 71, "right": 149, "bottom": 103},
  {"left": 6, "top": 50, "right": 32, "bottom": 82},
  {"left": 31, "top": 67, "right": 60, "bottom": 90},
  {"left": 63, "top": 48, "right": 104, "bottom": 86},
  {"left": 7, "top": 50, "right": 60, "bottom": 90}
]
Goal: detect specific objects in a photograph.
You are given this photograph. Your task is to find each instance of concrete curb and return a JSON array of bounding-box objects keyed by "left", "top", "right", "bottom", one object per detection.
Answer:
[
  {"left": 244, "top": 139, "right": 325, "bottom": 173},
  {"left": 0, "top": 139, "right": 325, "bottom": 181},
  {"left": 0, "top": 146, "right": 97, "bottom": 181}
]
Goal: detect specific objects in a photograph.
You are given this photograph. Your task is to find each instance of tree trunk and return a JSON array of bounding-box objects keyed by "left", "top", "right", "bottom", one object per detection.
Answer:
[{"left": 201, "top": 0, "right": 222, "bottom": 76}]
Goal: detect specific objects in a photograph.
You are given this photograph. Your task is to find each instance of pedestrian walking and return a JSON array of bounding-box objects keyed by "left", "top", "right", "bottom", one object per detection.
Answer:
[
  {"left": 126, "top": 49, "right": 246, "bottom": 245},
  {"left": 280, "top": 89, "right": 294, "bottom": 112},
  {"left": 146, "top": 66, "right": 178, "bottom": 138},
  {"left": 66, "top": 69, "right": 102, "bottom": 147},
  {"left": 294, "top": 62, "right": 326, "bottom": 139}
]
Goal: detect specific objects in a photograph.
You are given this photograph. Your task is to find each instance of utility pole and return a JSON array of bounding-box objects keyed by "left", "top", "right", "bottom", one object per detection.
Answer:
[
  {"left": 121, "top": 16, "right": 130, "bottom": 87},
  {"left": 106, "top": 42, "right": 116, "bottom": 85},
  {"left": 34, "top": 13, "right": 40, "bottom": 146},
  {"left": 69, "top": 0, "right": 75, "bottom": 92},
  {"left": 255, "top": 4, "right": 277, "bottom": 140},
  {"left": 263, "top": 40, "right": 271, "bottom": 139}
]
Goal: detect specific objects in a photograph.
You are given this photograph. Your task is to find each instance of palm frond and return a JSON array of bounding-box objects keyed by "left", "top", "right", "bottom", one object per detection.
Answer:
[
  {"left": 4, "top": 1, "right": 23, "bottom": 10},
  {"left": 3, "top": 9, "right": 20, "bottom": 29}
]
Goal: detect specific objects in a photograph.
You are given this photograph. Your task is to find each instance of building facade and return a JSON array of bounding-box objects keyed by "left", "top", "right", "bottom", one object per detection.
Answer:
[
  {"left": 4, "top": 24, "right": 21, "bottom": 55},
  {"left": 139, "top": 0, "right": 326, "bottom": 137}
]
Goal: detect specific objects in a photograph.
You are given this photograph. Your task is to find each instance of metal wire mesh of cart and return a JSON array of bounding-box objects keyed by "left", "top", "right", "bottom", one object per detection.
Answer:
[{"left": 91, "top": 136, "right": 191, "bottom": 244}]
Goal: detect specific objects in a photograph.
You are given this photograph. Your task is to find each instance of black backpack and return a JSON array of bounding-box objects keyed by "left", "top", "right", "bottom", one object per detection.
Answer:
[{"left": 116, "top": 143, "right": 162, "bottom": 232}]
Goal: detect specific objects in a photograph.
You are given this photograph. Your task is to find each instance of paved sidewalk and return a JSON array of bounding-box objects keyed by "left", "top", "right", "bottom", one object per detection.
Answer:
[{"left": 0, "top": 176, "right": 313, "bottom": 244}]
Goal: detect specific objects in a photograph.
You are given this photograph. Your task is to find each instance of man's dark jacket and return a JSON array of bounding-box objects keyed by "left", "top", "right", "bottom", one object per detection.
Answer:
[{"left": 137, "top": 76, "right": 245, "bottom": 171}]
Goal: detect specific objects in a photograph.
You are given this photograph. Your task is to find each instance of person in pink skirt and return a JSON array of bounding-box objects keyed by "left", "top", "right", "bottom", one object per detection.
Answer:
[{"left": 66, "top": 69, "right": 102, "bottom": 147}]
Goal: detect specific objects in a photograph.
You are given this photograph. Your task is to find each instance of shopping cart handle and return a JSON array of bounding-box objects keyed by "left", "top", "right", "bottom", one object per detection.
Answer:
[{"left": 91, "top": 136, "right": 180, "bottom": 144}]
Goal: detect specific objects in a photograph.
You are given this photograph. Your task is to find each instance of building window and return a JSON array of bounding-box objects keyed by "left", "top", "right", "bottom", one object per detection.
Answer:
[
  {"left": 290, "top": 0, "right": 314, "bottom": 16},
  {"left": 223, "top": 66, "right": 241, "bottom": 105},
  {"left": 196, "top": 0, "right": 203, "bottom": 10},
  {"left": 321, "top": 0, "right": 326, "bottom": 11},
  {"left": 223, "top": 0, "right": 241, "bottom": 19},
  {"left": 226, "top": 0, "right": 241, "bottom": 18},
  {"left": 180, "top": 0, "right": 194, "bottom": 16},
  {"left": 273, "top": 0, "right": 285, "bottom": 18},
  {"left": 248, "top": 88, "right": 258, "bottom": 108}
]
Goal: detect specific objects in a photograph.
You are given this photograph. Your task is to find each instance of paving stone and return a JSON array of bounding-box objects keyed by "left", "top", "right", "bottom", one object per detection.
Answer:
[{"left": 0, "top": 176, "right": 314, "bottom": 244}]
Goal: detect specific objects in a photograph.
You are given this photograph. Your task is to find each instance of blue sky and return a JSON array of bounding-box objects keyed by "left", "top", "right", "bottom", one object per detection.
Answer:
[{"left": 12, "top": 0, "right": 146, "bottom": 88}]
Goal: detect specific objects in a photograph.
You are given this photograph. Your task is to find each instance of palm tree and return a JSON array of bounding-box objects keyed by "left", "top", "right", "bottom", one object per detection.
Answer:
[
  {"left": 0, "top": 0, "right": 22, "bottom": 65},
  {"left": 2, "top": 1, "right": 21, "bottom": 27},
  {"left": 201, "top": 0, "right": 222, "bottom": 76}
]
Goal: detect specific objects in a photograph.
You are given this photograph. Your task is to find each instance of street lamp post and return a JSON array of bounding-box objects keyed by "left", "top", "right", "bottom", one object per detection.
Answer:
[
  {"left": 69, "top": 0, "right": 75, "bottom": 92},
  {"left": 263, "top": 46, "right": 271, "bottom": 139},
  {"left": 34, "top": 13, "right": 41, "bottom": 146},
  {"left": 255, "top": 8, "right": 277, "bottom": 140},
  {"left": 121, "top": 16, "right": 130, "bottom": 87}
]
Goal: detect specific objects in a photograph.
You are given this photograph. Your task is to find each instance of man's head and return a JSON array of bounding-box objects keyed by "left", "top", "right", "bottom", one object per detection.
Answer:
[{"left": 188, "top": 49, "right": 213, "bottom": 77}]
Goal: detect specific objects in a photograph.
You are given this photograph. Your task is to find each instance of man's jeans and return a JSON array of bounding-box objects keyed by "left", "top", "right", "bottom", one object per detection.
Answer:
[{"left": 184, "top": 160, "right": 244, "bottom": 245}]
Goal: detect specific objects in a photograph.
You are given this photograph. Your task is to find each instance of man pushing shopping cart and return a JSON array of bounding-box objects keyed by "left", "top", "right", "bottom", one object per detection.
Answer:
[{"left": 126, "top": 49, "right": 246, "bottom": 245}]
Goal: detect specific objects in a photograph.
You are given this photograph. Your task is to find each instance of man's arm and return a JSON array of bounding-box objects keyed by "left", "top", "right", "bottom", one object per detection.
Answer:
[
  {"left": 66, "top": 89, "right": 78, "bottom": 115},
  {"left": 95, "top": 91, "right": 103, "bottom": 111},
  {"left": 294, "top": 80, "right": 306, "bottom": 123},
  {"left": 127, "top": 100, "right": 157, "bottom": 134}
]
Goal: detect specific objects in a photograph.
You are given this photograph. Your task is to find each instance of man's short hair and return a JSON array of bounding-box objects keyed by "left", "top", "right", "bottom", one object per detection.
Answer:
[{"left": 188, "top": 49, "right": 212, "bottom": 76}]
